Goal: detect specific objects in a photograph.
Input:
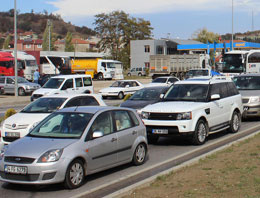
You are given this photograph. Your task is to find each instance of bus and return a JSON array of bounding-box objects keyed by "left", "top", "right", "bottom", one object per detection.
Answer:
[{"left": 0, "top": 51, "right": 24, "bottom": 77}]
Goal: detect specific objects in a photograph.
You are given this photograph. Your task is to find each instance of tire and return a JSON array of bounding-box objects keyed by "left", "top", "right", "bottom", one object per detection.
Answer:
[
  {"left": 118, "top": 92, "right": 124, "bottom": 99},
  {"left": 192, "top": 119, "right": 208, "bottom": 145},
  {"left": 229, "top": 111, "right": 241, "bottom": 133},
  {"left": 18, "top": 88, "right": 26, "bottom": 96},
  {"left": 138, "top": 73, "right": 142, "bottom": 77},
  {"left": 132, "top": 143, "right": 147, "bottom": 166},
  {"left": 64, "top": 159, "right": 85, "bottom": 189},
  {"left": 147, "top": 135, "right": 159, "bottom": 144},
  {"left": 127, "top": 73, "right": 131, "bottom": 76},
  {"left": 97, "top": 73, "right": 104, "bottom": 80}
]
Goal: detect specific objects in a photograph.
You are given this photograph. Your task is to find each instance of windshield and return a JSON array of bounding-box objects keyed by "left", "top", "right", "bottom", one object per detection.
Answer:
[
  {"left": 164, "top": 84, "right": 209, "bottom": 102},
  {"left": 233, "top": 76, "right": 260, "bottom": 90},
  {"left": 29, "top": 112, "right": 93, "bottom": 138},
  {"left": 17, "top": 77, "right": 29, "bottom": 83},
  {"left": 107, "top": 62, "right": 116, "bottom": 69},
  {"left": 43, "top": 78, "right": 65, "bottom": 89},
  {"left": 222, "top": 54, "right": 244, "bottom": 73},
  {"left": 130, "top": 88, "right": 163, "bottom": 100},
  {"left": 111, "top": 81, "right": 128, "bottom": 87},
  {"left": 21, "top": 97, "right": 67, "bottom": 113},
  {"left": 186, "top": 70, "right": 209, "bottom": 78},
  {"left": 152, "top": 78, "right": 167, "bottom": 83},
  {"left": 25, "top": 60, "right": 37, "bottom": 67}
]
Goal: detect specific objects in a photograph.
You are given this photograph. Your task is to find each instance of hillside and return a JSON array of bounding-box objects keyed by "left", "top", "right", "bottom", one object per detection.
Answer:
[{"left": 0, "top": 9, "right": 96, "bottom": 39}]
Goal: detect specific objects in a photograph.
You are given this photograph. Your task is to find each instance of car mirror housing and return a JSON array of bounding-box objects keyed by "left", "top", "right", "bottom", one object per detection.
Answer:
[
  {"left": 211, "top": 94, "right": 220, "bottom": 101},
  {"left": 92, "top": 131, "right": 104, "bottom": 139},
  {"left": 160, "top": 94, "right": 165, "bottom": 99}
]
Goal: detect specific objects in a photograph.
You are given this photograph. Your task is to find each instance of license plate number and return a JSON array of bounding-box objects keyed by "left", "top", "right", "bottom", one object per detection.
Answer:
[
  {"left": 4, "top": 165, "right": 27, "bottom": 174},
  {"left": 152, "top": 129, "right": 168, "bottom": 134},
  {"left": 5, "top": 132, "right": 20, "bottom": 137}
]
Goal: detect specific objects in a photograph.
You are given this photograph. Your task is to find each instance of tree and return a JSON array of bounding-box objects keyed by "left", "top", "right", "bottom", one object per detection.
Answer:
[
  {"left": 192, "top": 28, "right": 220, "bottom": 44},
  {"left": 94, "top": 11, "right": 153, "bottom": 69},
  {"left": 42, "top": 20, "right": 55, "bottom": 51},
  {"left": 3, "top": 35, "right": 11, "bottom": 49},
  {"left": 65, "top": 32, "right": 74, "bottom": 52}
]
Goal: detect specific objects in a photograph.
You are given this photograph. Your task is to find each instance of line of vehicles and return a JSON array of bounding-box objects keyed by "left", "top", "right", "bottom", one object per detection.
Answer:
[{"left": 1, "top": 49, "right": 260, "bottom": 190}]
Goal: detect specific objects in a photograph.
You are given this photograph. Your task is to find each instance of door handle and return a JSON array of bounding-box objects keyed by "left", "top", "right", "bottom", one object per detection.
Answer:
[
  {"left": 111, "top": 137, "right": 117, "bottom": 142},
  {"left": 132, "top": 130, "right": 137, "bottom": 135}
]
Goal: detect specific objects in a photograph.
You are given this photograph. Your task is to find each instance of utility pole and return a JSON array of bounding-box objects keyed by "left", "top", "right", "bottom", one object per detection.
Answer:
[
  {"left": 252, "top": 10, "right": 254, "bottom": 31},
  {"left": 48, "top": 19, "right": 51, "bottom": 51},
  {"left": 14, "top": 0, "right": 18, "bottom": 97},
  {"left": 231, "top": 0, "right": 234, "bottom": 51}
]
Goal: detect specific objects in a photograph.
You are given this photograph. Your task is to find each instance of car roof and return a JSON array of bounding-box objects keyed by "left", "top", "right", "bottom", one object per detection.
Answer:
[
  {"left": 176, "top": 76, "right": 232, "bottom": 85},
  {"left": 40, "top": 93, "right": 101, "bottom": 99},
  {"left": 57, "top": 106, "right": 133, "bottom": 114},
  {"left": 51, "top": 74, "right": 92, "bottom": 79},
  {"left": 235, "top": 73, "right": 260, "bottom": 77}
]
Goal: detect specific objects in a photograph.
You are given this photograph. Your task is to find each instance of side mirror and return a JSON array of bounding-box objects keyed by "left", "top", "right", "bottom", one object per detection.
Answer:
[
  {"left": 211, "top": 94, "right": 220, "bottom": 101},
  {"left": 92, "top": 131, "right": 104, "bottom": 139},
  {"left": 160, "top": 94, "right": 164, "bottom": 99}
]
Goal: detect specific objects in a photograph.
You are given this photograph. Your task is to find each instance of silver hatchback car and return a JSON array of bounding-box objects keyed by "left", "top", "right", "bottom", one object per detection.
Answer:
[{"left": 0, "top": 106, "right": 148, "bottom": 189}]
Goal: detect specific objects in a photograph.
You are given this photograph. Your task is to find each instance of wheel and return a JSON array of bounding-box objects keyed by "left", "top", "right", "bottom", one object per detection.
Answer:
[
  {"left": 118, "top": 92, "right": 124, "bottom": 99},
  {"left": 138, "top": 73, "right": 142, "bottom": 76},
  {"left": 192, "top": 119, "right": 208, "bottom": 145},
  {"left": 132, "top": 143, "right": 147, "bottom": 165},
  {"left": 97, "top": 73, "right": 104, "bottom": 80},
  {"left": 147, "top": 135, "right": 159, "bottom": 144},
  {"left": 64, "top": 159, "right": 85, "bottom": 189},
  {"left": 127, "top": 73, "right": 131, "bottom": 76},
  {"left": 18, "top": 88, "right": 25, "bottom": 96},
  {"left": 229, "top": 111, "right": 241, "bottom": 133}
]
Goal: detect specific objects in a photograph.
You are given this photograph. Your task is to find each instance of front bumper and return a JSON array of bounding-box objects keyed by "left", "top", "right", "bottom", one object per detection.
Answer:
[
  {"left": 242, "top": 104, "right": 260, "bottom": 117},
  {"left": 100, "top": 92, "right": 119, "bottom": 97},
  {"left": 0, "top": 157, "right": 69, "bottom": 185},
  {"left": 1, "top": 128, "right": 30, "bottom": 145}
]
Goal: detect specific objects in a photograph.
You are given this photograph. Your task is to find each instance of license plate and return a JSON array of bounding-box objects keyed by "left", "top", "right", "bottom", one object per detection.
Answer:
[
  {"left": 5, "top": 132, "right": 20, "bottom": 137},
  {"left": 243, "top": 106, "right": 249, "bottom": 111},
  {"left": 4, "top": 165, "right": 27, "bottom": 174},
  {"left": 152, "top": 129, "right": 168, "bottom": 134}
]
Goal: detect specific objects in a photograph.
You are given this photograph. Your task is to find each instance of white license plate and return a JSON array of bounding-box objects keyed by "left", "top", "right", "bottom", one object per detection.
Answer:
[
  {"left": 152, "top": 129, "right": 168, "bottom": 134},
  {"left": 5, "top": 132, "right": 20, "bottom": 137},
  {"left": 4, "top": 165, "right": 28, "bottom": 174}
]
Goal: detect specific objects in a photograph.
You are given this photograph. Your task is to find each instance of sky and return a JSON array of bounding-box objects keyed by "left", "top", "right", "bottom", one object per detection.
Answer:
[{"left": 2, "top": 0, "right": 260, "bottom": 39}]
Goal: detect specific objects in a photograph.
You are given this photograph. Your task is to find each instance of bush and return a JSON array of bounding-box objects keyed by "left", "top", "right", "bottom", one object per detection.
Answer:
[
  {"left": 4, "top": 108, "right": 16, "bottom": 120},
  {"left": 123, "top": 94, "right": 132, "bottom": 101}
]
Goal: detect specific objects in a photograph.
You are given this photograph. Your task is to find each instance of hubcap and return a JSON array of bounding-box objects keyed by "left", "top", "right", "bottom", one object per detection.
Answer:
[
  {"left": 136, "top": 144, "right": 146, "bottom": 163},
  {"left": 70, "top": 163, "right": 83, "bottom": 186},
  {"left": 233, "top": 114, "right": 240, "bottom": 131},
  {"left": 198, "top": 123, "right": 206, "bottom": 143}
]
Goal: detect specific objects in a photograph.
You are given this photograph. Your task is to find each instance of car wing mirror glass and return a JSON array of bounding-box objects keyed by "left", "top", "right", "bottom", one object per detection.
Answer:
[
  {"left": 160, "top": 94, "right": 164, "bottom": 99},
  {"left": 92, "top": 131, "right": 104, "bottom": 139},
  {"left": 211, "top": 94, "right": 220, "bottom": 100}
]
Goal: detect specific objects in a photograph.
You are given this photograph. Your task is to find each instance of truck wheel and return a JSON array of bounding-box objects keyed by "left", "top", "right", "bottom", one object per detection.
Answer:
[
  {"left": 127, "top": 73, "right": 131, "bottom": 76},
  {"left": 118, "top": 92, "right": 124, "bottom": 99},
  {"left": 18, "top": 88, "right": 26, "bottom": 96},
  {"left": 229, "top": 111, "right": 241, "bottom": 133},
  {"left": 192, "top": 119, "right": 208, "bottom": 145},
  {"left": 97, "top": 73, "right": 104, "bottom": 80},
  {"left": 138, "top": 73, "right": 142, "bottom": 76}
]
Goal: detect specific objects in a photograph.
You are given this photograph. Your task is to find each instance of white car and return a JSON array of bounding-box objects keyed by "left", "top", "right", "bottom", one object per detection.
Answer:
[
  {"left": 99, "top": 80, "right": 144, "bottom": 99},
  {"left": 141, "top": 76, "right": 243, "bottom": 145},
  {"left": 0, "top": 94, "right": 106, "bottom": 144},
  {"left": 146, "top": 76, "right": 179, "bottom": 87}
]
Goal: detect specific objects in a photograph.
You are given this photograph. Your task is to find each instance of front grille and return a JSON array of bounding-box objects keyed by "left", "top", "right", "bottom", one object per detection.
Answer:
[
  {"left": 5, "top": 124, "right": 29, "bottom": 130},
  {"left": 3, "top": 137, "right": 19, "bottom": 143},
  {"left": 148, "top": 113, "right": 178, "bottom": 120},
  {"left": 242, "top": 98, "right": 249, "bottom": 103},
  {"left": 0, "top": 171, "right": 39, "bottom": 181},
  {"left": 5, "top": 156, "right": 35, "bottom": 164}
]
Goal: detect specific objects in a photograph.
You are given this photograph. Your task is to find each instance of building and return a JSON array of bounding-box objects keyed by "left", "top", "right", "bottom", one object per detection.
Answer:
[
  {"left": 55, "top": 38, "right": 97, "bottom": 52},
  {"left": 9, "top": 39, "right": 43, "bottom": 51},
  {"left": 130, "top": 39, "right": 203, "bottom": 69}
]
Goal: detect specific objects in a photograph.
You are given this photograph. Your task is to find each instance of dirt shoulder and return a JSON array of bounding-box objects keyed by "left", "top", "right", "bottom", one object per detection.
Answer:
[{"left": 122, "top": 133, "right": 260, "bottom": 198}]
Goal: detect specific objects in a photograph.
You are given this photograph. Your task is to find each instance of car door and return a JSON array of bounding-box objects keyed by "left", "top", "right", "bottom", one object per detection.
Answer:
[
  {"left": 85, "top": 111, "right": 118, "bottom": 171},
  {"left": 75, "top": 77, "right": 84, "bottom": 94},
  {"left": 128, "top": 81, "right": 141, "bottom": 94},
  {"left": 5, "top": 77, "right": 15, "bottom": 94},
  {"left": 60, "top": 78, "right": 74, "bottom": 94},
  {"left": 0, "top": 77, "right": 5, "bottom": 93},
  {"left": 113, "top": 110, "right": 138, "bottom": 162},
  {"left": 219, "top": 83, "right": 233, "bottom": 123}
]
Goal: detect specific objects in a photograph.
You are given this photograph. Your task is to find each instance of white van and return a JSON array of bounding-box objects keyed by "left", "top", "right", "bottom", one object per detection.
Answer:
[{"left": 31, "top": 74, "right": 93, "bottom": 101}]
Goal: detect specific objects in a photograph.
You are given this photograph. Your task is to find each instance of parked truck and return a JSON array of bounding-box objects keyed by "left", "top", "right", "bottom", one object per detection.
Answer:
[
  {"left": 71, "top": 58, "right": 123, "bottom": 80},
  {"left": 149, "top": 54, "right": 211, "bottom": 79}
]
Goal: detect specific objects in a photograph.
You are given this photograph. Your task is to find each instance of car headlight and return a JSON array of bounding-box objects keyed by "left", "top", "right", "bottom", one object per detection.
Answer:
[
  {"left": 141, "top": 111, "right": 149, "bottom": 119},
  {"left": 0, "top": 145, "right": 9, "bottom": 161},
  {"left": 176, "top": 112, "right": 192, "bottom": 120},
  {"left": 37, "top": 149, "right": 63, "bottom": 163},
  {"left": 249, "top": 97, "right": 260, "bottom": 103}
]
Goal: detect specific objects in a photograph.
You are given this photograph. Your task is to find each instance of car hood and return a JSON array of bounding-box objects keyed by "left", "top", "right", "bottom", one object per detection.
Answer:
[
  {"left": 4, "top": 112, "right": 49, "bottom": 126},
  {"left": 32, "top": 88, "right": 59, "bottom": 95},
  {"left": 4, "top": 137, "right": 78, "bottom": 158},
  {"left": 100, "top": 87, "right": 124, "bottom": 92},
  {"left": 145, "top": 83, "right": 169, "bottom": 87},
  {"left": 120, "top": 99, "right": 159, "bottom": 109},
  {"left": 142, "top": 101, "right": 207, "bottom": 113},
  {"left": 239, "top": 90, "right": 260, "bottom": 97}
]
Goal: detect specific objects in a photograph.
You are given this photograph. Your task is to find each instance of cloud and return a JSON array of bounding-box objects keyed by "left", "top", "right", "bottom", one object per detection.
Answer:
[{"left": 49, "top": 0, "right": 260, "bottom": 19}]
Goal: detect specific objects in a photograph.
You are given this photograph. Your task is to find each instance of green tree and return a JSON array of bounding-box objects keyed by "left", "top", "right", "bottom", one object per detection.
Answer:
[
  {"left": 94, "top": 11, "right": 153, "bottom": 69},
  {"left": 42, "top": 20, "right": 55, "bottom": 51},
  {"left": 3, "top": 35, "right": 11, "bottom": 49},
  {"left": 65, "top": 32, "right": 74, "bottom": 52},
  {"left": 192, "top": 28, "right": 220, "bottom": 44}
]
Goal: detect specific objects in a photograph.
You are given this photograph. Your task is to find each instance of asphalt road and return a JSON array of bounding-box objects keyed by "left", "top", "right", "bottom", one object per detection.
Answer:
[{"left": 0, "top": 119, "right": 259, "bottom": 198}]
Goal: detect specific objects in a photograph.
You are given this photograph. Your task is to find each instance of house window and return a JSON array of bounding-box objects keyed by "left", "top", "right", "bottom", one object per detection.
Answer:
[
  {"left": 26, "top": 44, "right": 31, "bottom": 48},
  {"left": 145, "top": 62, "right": 150, "bottom": 69},
  {"left": 144, "top": 45, "right": 150, "bottom": 53},
  {"left": 37, "top": 44, "right": 42, "bottom": 48},
  {"left": 156, "top": 46, "right": 164, "bottom": 54}
]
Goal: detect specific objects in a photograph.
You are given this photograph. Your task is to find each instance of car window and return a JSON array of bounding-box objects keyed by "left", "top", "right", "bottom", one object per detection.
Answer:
[
  {"left": 227, "top": 82, "right": 239, "bottom": 96},
  {"left": 80, "top": 96, "right": 99, "bottom": 106},
  {"left": 220, "top": 83, "right": 229, "bottom": 98},
  {"left": 83, "top": 77, "right": 92, "bottom": 86},
  {"left": 210, "top": 84, "right": 222, "bottom": 98},
  {"left": 90, "top": 111, "right": 114, "bottom": 136},
  {"left": 152, "top": 78, "right": 167, "bottom": 83},
  {"left": 61, "top": 79, "right": 73, "bottom": 90},
  {"left": 128, "top": 111, "right": 139, "bottom": 126},
  {"left": 65, "top": 98, "right": 81, "bottom": 108},
  {"left": 132, "top": 81, "right": 138, "bottom": 87},
  {"left": 0, "top": 78, "right": 5, "bottom": 83},
  {"left": 113, "top": 110, "right": 133, "bottom": 131},
  {"left": 75, "top": 78, "right": 83, "bottom": 87},
  {"left": 168, "top": 78, "right": 178, "bottom": 83},
  {"left": 7, "top": 78, "right": 13, "bottom": 84}
]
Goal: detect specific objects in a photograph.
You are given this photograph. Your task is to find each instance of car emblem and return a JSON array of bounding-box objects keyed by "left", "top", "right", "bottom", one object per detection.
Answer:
[
  {"left": 12, "top": 124, "right": 16, "bottom": 128},
  {"left": 15, "top": 158, "right": 21, "bottom": 161}
]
